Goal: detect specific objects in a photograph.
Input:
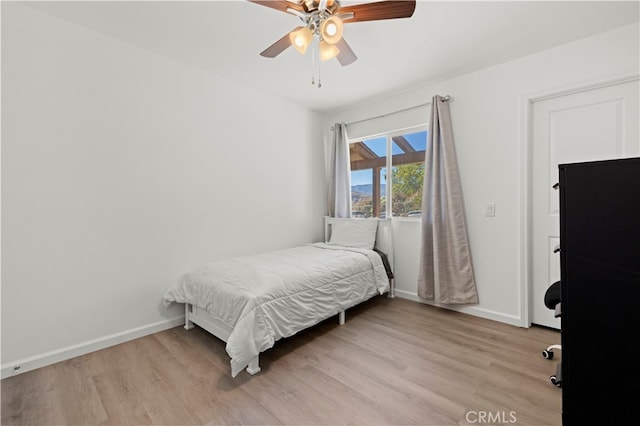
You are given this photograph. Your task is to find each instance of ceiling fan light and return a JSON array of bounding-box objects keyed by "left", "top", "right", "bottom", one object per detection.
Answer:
[
  {"left": 320, "top": 16, "right": 344, "bottom": 44},
  {"left": 319, "top": 40, "right": 340, "bottom": 61},
  {"left": 289, "top": 27, "right": 313, "bottom": 54}
]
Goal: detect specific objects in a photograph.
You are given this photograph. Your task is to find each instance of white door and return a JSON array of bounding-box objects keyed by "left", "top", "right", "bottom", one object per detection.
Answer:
[{"left": 531, "top": 79, "right": 639, "bottom": 329}]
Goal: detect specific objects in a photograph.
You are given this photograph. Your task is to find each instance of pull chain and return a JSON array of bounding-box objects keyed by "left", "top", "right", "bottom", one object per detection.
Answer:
[
  {"left": 317, "top": 51, "right": 322, "bottom": 88},
  {"left": 309, "top": 38, "right": 322, "bottom": 88},
  {"left": 311, "top": 41, "right": 316, "bottom": 86}
]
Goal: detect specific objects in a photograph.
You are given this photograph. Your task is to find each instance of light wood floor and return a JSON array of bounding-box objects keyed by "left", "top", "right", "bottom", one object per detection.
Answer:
[{"left": 1, "top": 297, "right": 562, "bottom": 425}]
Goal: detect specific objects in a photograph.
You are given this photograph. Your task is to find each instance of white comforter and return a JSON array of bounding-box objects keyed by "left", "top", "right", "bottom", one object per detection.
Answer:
[{"left": 163, "top": 243, "right": 389, "bottom": 376}]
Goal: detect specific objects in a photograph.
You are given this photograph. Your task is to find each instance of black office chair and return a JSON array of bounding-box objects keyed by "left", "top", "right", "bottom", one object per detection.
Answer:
[{"left": 541, "top": 280, "right": 562, "bottom": 387}]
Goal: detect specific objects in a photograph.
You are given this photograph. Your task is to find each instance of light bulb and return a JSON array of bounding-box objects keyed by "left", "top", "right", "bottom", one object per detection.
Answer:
[
  {"left": 289, "top": 27, "right": 313, "bottom": 54},
  {"left": 326, "top": 23, "right": 337, "bottom": 37},
  {"left": 320, "top": 40, "right": 340, "bottom": 61},
  {"left": 320, "top": 16, "right": 343, "bottom": 44}
]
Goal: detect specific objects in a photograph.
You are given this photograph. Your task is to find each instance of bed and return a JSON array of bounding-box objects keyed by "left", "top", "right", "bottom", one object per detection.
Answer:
[{"left": 162, "top": 216, "right": 394, "bottom": 377}]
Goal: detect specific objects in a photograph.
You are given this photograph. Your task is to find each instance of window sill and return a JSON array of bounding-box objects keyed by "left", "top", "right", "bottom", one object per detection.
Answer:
[{"left": 390, "top": 216, "right": 421, "bottom": 223}]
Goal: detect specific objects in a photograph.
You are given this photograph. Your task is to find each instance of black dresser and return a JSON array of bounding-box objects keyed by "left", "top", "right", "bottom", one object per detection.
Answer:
[{"left": 558, "top": 157, "right": 640, "bottom": 424}]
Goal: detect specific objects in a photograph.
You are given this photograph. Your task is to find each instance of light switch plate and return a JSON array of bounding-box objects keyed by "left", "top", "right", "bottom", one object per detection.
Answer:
[{"left": 485, "top": 203, "right": 496, "bottom": 217}]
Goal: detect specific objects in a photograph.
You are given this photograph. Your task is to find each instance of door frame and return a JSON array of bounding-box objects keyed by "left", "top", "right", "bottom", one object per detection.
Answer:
[{"left": 519, "top": 74, "right": 639, "bottom": 327}]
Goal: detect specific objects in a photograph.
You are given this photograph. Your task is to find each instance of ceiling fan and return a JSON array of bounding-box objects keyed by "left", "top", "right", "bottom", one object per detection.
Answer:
[{"left": 249, "top": 0, "right": 416, "bottom": 68}]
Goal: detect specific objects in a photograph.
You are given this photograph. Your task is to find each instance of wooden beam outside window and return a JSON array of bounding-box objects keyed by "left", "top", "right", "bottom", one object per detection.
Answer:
[
  {"left": 392, "top": 136, "right": 416, "bottom": 153},
  {"left": 350, "top": 142, "right": 378, "bottom": 161},
  {"left": 372, "top": 167, "right": 381, "bottom": 218},
  {"left": 350, "top": 151, "right": 425, "bottom": 171}
]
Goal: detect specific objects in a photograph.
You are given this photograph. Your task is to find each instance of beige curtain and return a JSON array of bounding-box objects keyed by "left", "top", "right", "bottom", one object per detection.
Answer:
[
  {"left": 327, "top": 123, "right": 352, "bottom": 218},
  {"left": 418, "top": 96, "right": 478, "bottom": 304}
]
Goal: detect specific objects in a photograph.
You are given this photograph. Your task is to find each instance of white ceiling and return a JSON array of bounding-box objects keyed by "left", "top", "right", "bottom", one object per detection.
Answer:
[{"left": 25, "top": 1, "right": 640, "bottom": 111}]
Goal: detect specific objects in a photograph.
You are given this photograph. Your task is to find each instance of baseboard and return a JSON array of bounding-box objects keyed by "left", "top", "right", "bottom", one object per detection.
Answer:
[
  {"left": 1, "top": 316, "right": 185, "bottom": 379},
  {"left": 394, "top": 289, "right": 524, "bottom": 327}
]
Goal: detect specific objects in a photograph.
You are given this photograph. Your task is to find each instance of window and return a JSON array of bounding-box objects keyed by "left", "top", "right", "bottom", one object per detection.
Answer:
[
  {"left": 349, "top": 128, "right": 427, "bottom": 218},
  {"left": 349, "top": 136, "right": 386, "bottom": 218}
]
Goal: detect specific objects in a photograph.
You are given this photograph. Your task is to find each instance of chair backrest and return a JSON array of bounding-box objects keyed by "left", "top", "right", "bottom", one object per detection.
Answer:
[{"left": 544, "top": 281, "right": 562, "bottom": 310}]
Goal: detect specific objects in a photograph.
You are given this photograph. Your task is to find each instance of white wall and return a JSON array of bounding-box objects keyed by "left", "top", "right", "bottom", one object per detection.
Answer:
[
  {"left": 322, "top": 23, "right": 640, "bottom": 326},
  {"left": 1, "top": 3, "right": 324, "bottom": 376}
]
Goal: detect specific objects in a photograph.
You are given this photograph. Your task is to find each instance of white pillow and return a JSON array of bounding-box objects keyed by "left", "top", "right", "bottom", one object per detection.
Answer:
[{"left": 328, "top": 218, "right": 378, "bottom": 250}]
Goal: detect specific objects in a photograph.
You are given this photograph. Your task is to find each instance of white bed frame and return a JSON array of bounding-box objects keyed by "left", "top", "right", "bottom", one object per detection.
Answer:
[{"left": 183, "top": 216, "right": 394, "bottom": 376}]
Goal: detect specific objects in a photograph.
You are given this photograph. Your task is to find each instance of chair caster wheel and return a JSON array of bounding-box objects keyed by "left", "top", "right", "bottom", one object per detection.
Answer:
[
  {"left": 550, "top": 375, "right": 562, "bottom": 387},
  {"left": 542, "top": 349, "right": 554, "bottom": 359}
]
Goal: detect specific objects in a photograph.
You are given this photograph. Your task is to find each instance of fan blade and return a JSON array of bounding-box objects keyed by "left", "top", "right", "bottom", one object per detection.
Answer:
[
  {"left": 260, "top": 27, "right": 301, "bottom": 58},
  {"left": 248, "top": 0, "right": 306, "bottom": 15},
  {"left": 335, "top": 38, "right": 357, "bottom": 66},
  {"left": 339, "top": 0, "right": 416, "bottom": 23}
]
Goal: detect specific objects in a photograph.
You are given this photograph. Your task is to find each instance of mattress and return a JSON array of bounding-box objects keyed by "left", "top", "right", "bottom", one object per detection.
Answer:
[{"left": 163, "top": 242, "right": 389, "bottom": 376}]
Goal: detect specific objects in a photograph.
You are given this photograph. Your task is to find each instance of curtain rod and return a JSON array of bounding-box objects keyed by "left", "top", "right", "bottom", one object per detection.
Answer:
[{"left": 330, "top": 95, "right": 450, "bottom": 130}]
